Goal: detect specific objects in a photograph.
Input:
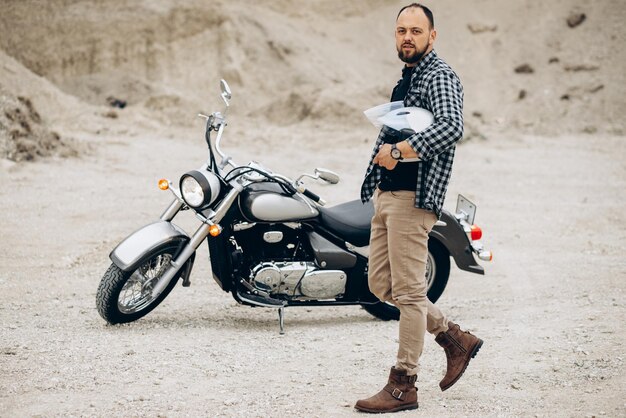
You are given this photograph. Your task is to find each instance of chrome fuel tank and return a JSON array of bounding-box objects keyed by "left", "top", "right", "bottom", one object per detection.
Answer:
[{"left": 239, "top": 182, "right": 319, "bottom": 222}]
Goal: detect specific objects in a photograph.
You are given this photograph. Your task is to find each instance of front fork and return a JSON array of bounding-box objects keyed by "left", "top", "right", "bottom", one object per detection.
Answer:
[
  {"left": 150, "top": 187, "right": 241, "bottom": 298},
  {"left": 160, "top": 198, "right": 184, "bottom": 221}
]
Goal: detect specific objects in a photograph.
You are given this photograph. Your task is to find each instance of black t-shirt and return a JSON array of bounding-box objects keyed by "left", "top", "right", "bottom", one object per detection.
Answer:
[{"left": 378, "top": 66, "right": 419, "bottom": 192}]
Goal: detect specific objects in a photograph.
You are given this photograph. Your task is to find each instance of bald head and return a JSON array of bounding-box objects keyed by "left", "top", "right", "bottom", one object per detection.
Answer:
[{"left": 397, "top": 3, "right": 434, "bottom": 29}]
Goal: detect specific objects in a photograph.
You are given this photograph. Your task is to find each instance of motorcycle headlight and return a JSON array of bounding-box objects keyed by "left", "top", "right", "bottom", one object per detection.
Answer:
[{"left": 179, "top": 170, "right": 221, "bottom": 208}]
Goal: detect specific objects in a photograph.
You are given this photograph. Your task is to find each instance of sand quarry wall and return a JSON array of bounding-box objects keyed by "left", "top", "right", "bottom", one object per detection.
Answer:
[{"left": 0, "top": 0, "right": 624, "bottom": 160}]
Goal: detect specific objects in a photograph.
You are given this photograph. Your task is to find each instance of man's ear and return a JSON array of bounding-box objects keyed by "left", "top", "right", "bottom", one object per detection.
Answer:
[{"left": 429, "top": 29, "right": 437, "bottom": 46}]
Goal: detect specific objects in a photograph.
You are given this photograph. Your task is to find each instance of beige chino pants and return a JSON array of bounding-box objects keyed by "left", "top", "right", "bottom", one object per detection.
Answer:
[{"left": 368, "top": 188, "right": 448, "bottom": 375}]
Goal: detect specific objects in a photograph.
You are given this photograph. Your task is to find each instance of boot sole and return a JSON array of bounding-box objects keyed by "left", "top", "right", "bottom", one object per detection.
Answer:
[
  {"left": 440, "top": 339, "right": 483, "bottom": 392},
  {"left": 355, "top": 403, "right": 418, "bottom": 413}
]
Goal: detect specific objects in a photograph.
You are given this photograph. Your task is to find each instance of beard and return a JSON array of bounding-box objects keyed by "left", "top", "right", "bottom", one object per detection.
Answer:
[{"left": 397, "top": 42, "right": 428, "bottom": 64}]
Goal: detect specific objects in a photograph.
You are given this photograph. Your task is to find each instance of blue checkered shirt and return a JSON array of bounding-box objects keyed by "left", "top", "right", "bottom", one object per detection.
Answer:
[{"left": 360, "top": 50, "right": 464, "bottom": 218}]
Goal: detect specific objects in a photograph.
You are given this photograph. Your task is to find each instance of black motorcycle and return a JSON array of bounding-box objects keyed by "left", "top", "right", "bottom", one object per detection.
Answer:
[{"left": 96, "top": 80, "right": 491, "bottom": 333}]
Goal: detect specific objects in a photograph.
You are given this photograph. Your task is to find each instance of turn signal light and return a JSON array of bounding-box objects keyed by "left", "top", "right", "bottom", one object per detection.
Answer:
[
  {"left": 158, "top": 178, "right": 170, "bottom": 191},
  {"left": 470, "top": 224, "right": 482, "bottom": 241},
  {"left": 209, "top": 224, "right": 222, "bottom": 237},
  {"left": 479, "top": 251, "right": 493, "bottom": 261}
]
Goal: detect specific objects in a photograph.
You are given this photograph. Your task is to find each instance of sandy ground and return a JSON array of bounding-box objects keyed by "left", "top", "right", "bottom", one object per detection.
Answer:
[
  {"left": 0, "top": 122, "right": 625, "bottom": 417},
  {"left": 1, "top": 0, "right": 626, "bottom": 416}
]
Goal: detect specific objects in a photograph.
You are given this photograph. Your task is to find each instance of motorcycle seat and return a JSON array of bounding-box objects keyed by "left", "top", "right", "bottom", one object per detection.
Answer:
[{"left": 317, "top": 199, "right": 373, "bottom": 247}]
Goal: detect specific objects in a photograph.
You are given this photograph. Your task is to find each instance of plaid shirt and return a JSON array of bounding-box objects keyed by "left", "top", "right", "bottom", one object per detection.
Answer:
[{"left": 360, "top": 50, "right": 464, "bottom": 218}]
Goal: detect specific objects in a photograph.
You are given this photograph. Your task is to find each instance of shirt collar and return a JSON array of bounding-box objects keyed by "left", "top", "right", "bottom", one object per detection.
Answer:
[{"left": 412, "top": 49, "right": 437, "bottom": 74}]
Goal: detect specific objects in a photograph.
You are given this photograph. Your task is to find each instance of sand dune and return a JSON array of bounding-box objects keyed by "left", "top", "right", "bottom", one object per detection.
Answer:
[{"left": 1, "top": 0, "right": 624, "bottom": 160}]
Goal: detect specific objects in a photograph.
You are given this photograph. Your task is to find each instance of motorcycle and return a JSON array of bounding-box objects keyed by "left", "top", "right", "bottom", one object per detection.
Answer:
[{"left": 96, "top": 80, "right": 492, "bottom": 333}]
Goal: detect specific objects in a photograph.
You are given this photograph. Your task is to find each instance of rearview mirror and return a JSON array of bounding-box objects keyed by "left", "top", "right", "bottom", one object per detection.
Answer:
[
  {"left": 220, "top": 79, "right": 232, "bottom": 104},
  {"left": 315, "top": 168, "right": 340, "bottom": 184}
]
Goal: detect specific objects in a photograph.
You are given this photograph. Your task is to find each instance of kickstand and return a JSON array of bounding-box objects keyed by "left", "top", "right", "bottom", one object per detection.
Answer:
[{"left": 278, "top": 307, "right": 285, "bottom": 335}]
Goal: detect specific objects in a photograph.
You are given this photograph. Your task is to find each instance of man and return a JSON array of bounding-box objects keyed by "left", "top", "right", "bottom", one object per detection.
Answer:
[{"left": 355, "top": 3, "right": 483, "bottom": 413}]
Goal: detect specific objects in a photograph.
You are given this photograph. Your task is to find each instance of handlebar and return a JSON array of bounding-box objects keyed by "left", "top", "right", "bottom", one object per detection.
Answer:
[
  {"left": 302, "top": 188, "right": 326, "bottom": 206},
  {"left": 203, "top": 85, "right": 329, "bottom": 206},
  {"left": 249, "top": 172, "right": 326, "bottom": 206}
]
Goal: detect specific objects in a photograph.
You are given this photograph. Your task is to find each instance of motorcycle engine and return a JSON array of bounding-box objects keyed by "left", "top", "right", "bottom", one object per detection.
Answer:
[{"left": 251, "top": 261, "right": 346, "bottom": 300}]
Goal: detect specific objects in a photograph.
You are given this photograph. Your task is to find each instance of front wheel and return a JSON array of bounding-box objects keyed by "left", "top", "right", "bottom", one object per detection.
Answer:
[
  {"left": 362, "top": 239, "right": 451, "bottom": 321},
  {"left": 96, "top": 247, "right": 183, "bottom": 324}
]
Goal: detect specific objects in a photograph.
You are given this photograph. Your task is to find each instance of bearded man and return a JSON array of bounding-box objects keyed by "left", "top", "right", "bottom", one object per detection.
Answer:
[{"left": 355, "top": 3, "right": 483, "bottom": 413}]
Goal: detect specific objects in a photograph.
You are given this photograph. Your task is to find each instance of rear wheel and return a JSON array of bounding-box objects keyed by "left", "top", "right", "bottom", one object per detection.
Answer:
[
  {"left": 96, "top": 247, "right": 183, "bottom": 324},
  {"left": 362, "top": 239, "right": 451, "bottom": 321}
]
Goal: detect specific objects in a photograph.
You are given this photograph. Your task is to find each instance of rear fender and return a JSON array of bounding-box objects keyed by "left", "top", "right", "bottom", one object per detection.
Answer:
[
  {"left": 430, "top": 210, "right": 484, "bottom": 275},
  {"left": 110, "top": 221, "right": 191, "bottom": 273}
]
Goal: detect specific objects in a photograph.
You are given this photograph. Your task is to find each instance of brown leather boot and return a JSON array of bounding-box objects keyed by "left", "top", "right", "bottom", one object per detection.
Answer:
[
  {"left": 435, "top": 321, "right": 483, "bottom": 391},
  {"left": 354, "top": 367, "right": 418, "bottom": 413}
]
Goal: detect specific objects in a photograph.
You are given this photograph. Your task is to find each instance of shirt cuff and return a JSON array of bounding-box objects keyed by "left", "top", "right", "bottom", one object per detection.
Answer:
[{"left": 407, "top": 133, "right": 433, "bottom": 161}]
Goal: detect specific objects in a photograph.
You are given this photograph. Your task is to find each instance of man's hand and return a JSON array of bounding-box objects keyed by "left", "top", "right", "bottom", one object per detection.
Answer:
[{"left": 373, "top": 143, "right": 399, "bottom": 170}]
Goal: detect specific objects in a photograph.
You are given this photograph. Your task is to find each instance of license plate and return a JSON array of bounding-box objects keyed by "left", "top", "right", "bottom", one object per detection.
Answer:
[{"left": 456, "top": 194, "right": 477, "bottom": 225}]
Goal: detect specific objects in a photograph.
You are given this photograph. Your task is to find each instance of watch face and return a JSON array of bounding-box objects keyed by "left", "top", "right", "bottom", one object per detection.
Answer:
[{"left": 391, "top": 146, "right": 402, "bottom": 160}]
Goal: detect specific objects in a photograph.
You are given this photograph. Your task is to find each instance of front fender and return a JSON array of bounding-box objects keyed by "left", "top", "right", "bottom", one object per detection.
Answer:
[
  {"left": 431, "top": 210, "right": 484, "bottom": 275},
  {"left": 110, "top": 221, "right": 190, "bottom": 272}
]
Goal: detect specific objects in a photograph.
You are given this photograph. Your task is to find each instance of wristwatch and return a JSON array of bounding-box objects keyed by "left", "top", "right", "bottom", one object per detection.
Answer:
[{"left": 390, "top": 143, "right": 403, "bottom": 160}]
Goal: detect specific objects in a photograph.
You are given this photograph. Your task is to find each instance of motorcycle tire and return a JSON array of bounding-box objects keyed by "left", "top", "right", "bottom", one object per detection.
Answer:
[
  {"left": 361, "top": 239, "right": 451, "bottom": 321},
  {"left": 96, "top": 247, "right": 182, "bottom": 324}
]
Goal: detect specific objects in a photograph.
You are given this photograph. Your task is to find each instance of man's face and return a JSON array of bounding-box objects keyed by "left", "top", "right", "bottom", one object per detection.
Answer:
[{"left": 395, "top": 8, "right": 436, "bottom": 65}]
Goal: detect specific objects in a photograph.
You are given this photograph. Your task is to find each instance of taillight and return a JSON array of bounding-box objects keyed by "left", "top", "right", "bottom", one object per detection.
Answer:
[{"left": 470, "top": 224, "right": 482, "bottom": 241}]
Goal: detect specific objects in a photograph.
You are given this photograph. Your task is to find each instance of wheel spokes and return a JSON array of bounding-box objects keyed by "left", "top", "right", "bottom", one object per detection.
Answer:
[
  {"left": 117, "top": 254, "right": 173, "bottom": 314},
  {"left": 425, "top": 252, "right": 436, "bottom": 291}
]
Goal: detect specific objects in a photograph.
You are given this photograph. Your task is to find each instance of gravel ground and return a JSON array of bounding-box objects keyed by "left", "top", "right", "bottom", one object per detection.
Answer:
[{"left": 1, "top": 128, "right": 625, "bottom": 417}]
